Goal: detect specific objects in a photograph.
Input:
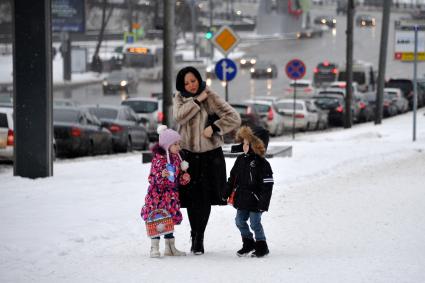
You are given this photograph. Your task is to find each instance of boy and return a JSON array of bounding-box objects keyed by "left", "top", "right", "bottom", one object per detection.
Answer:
[{"left": 223, "top": 126, "right": 274, "bottom": 257}]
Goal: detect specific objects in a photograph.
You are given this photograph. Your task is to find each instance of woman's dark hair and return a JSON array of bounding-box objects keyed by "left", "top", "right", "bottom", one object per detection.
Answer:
[{"left": 176, "top": 66, "right": 206, "bottom": 97}]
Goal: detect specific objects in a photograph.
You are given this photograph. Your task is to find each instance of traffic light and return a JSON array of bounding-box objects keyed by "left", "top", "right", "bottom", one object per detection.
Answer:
[{"left": 205, "top": 30, "right": 213, "bottom": 40}]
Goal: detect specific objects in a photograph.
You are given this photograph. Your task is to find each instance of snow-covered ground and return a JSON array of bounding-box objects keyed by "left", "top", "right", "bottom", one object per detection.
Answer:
[{"left": 1, "top": 110, "right": 425, "bottom": 283}]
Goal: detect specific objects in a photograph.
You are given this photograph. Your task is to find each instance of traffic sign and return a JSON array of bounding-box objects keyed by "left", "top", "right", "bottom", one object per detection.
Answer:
[
  {"left": 215, "top": 58, "right": 237, "bottom": 81},
  {"left": 212, "top": 25, "right": 240, "bottom": 56},
  {"left": 285, "top": 59, "right": 306, "bottom": 80}
]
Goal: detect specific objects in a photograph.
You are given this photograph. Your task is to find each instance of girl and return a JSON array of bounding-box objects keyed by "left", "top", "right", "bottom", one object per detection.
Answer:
[{"left": 141, "top": 125, "right": 190, "bottom": 257}]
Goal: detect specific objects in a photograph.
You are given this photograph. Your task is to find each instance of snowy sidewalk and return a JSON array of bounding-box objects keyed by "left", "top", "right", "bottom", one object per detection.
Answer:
[{"left": 0, "top": 109, "right": 425, "bottom": 283}]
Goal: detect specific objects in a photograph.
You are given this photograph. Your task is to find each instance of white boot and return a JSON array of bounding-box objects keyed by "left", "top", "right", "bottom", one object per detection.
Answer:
[
  {"left": 164, "top": 238, "right": 186, "bottom": 256},
  {"left": 150, "top": 238, "right": 160, "bottom": 258}
]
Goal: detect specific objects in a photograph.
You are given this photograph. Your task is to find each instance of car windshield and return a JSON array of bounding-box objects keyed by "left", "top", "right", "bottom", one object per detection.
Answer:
[
  {"left": 338, "top": 71, "right": 366, "bottom": 85},
  {"left": 87, "top": 108, "right": 118, "bottom": 119},
  {"left": 54, "top": 109, "right": 79, "bottom": 123},
  {"left": 276, "top": 102, "right": 303, "bottom": 110},
  {"left": 253, "top": 104, "right": 270, "bottom": 113},
  {"left": 122, "top": 100, "right": 158, "bottom": 113},
  {"left": 231, "top": 105, "right": 249, "bottom": 115},
  {"left": 314, "top": 96, "right": 343, "bottom": 108}
]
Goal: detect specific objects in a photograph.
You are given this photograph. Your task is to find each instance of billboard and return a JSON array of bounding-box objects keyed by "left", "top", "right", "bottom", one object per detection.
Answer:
[
  {"left": 394, "top": 30, "right": 425, "bottom": 61},
  {"left": 52, "top": 0, "right": 85, "bottom": 33}
]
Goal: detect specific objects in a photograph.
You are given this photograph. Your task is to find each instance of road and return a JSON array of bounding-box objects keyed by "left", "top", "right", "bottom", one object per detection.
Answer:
[{"left": 54, "top": 8, "right": 425, "bottom": 105}]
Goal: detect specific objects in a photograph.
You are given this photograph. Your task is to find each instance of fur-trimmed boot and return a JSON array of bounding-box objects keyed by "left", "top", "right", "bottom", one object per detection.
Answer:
[
  {"left": 236, "top": 237, "right": 255, "bottom": 257},
  {"left": 150, "top": 238, "right": 160, "bottom": 258},
  {"left": 164, "top": 238, "right": 186, "bottom": 256},
  {"left": 251, "top": 240, "right": 269, "bottom": 258},
  {"left": 193, "top": 233, "right": 204, "bottom": 255}
]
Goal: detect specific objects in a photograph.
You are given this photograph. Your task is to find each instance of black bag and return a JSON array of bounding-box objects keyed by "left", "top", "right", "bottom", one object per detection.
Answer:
[{"left": 205, "top": 113, "right": 220, "bottom": 129}]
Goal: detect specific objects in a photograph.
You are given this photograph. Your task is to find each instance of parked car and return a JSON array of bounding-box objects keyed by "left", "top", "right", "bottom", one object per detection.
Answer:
[
  {"left": 314, "top": 15, "right": 336, "bottom": 28},
  {"left": 245, "top": 99, "right": 284, "bottom": 136},
  {"left": 363, "top": 92, "right": 398, "bottom": 118},
  {"left": 384, "top": 88, "right": 409, "bottom": 113},
  {"left": 83, "top": 105, "right": 149, "bottom": 152},
  {"left": 121, "top": 97, "right": 164, "bottom": 141},
  {"left": 275, "top": 99, "right": 321, "bottom": 131},
  {"left": 314, "top": 94, "right": 361, "bottom": 126},
  {"left": 250, "top": 61, "right": 278, "bottom": 79},
  {"left": 355, "top": 93, "right": 374, "bottom": 122},
  {"left": 102, "top": 69, "right": 139, "bottom": 94},
  {"left": 224, "top": 102, "right": 268, "bottom": 143},
  {"left": 239, "top": 54, "right": 258, "bottom": 68},
  {"left": 328, "top": 81, "right": 361, "bottom": 95},
  {"left": 385, "top": 78, "right": 424, "bottom": 109},
  {"left": 356, "top": 14, "right": 376, "bottom": 27},
  {"left": 313, "top": 61, "right": 338, "bottom": 87},
  {"left": 53, "top": 107, "right": 113, "bottom": 157},
  {"left": 297, "top": 27, "right": 323, "bottom": 39},
  {"left": 285, "top": 79, "right": 315, "bottom": 97},
  {"left": 0, "top": 107, "right": 13, "bottom": 161}
]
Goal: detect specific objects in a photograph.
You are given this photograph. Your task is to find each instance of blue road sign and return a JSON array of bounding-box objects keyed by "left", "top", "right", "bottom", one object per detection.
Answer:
[
  {"left": 215, "top": 58, "right": 237, "bottom": 81},
  {"left": 285, "top": 59, "right": 306, "bottom": 80}
]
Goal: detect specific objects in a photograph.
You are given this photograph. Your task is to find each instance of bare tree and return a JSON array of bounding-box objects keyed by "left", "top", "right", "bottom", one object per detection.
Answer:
[{"left": 91, "top": 0, "right": 114, "bottom": 72}]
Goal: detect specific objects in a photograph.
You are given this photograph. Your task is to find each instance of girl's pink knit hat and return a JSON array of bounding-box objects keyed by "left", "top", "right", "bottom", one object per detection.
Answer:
[{"left": 157, "top": 125, "right": 181, "bottom": 163}]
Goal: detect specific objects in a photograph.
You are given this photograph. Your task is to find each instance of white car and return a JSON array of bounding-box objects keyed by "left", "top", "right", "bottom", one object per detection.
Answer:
[
  {"left": 275, "top": 99, "right": 321, "bottom": 131},
  {"left": 0, "top": 107, "right": 14, "bottom": 161},
  {"left": 384, "top": 87, "right": 409, "bottom": 113},
  {"left": 328, "top": 81, "right": 360, "bottom": 95},
  {"left": 245, "top": 99, "right": 285, "bottom": 136},
  {"left": 285, "top": 79, "right": 315, "bottom": 97}
]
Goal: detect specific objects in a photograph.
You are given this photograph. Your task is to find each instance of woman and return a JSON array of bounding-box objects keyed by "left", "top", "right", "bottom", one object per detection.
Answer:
[{"left": 173, "top": 66, "right": 241, "bottom": 255}]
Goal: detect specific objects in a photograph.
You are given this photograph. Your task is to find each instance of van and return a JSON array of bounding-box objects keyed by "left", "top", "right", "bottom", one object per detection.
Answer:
[{"left": 338, "top": 60, "right": 376, "bottom": 92}]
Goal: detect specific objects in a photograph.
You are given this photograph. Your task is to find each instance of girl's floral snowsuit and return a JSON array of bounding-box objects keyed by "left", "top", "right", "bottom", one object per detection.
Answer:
[{"left": 141, "top": 145, "right": 189, "bottom": 225}]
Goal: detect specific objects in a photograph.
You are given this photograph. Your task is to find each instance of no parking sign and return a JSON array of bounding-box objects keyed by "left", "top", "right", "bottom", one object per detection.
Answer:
[{"left": 285, "top": 59, "right": 306, "bottom": 80}]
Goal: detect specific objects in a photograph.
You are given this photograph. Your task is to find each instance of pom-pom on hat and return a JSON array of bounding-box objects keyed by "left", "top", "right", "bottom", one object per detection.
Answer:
[{"left": 157, "top": 125, "right": 181, "bottom": 163}]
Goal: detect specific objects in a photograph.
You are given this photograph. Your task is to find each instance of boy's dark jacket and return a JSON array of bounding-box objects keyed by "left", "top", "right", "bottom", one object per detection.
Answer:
[{"left": 222, "top": 127, "right": 274, "bottom": 212}]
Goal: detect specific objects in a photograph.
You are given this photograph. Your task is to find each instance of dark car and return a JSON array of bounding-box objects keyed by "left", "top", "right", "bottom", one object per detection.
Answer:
[
  {"left": 385, "top": 78, "right": 425, "bottom": 109},
  {"left": 356, "top": 15, "right": 376, "bottom": 27},
  {"left": 313, "top": 61, "right": 338, "bottom": 87},
  {"left": 53, "top": 107, "right": 113, "bottom": 157},
  {"left": 313, "top": 94, "right": 360, "bottom": 126},
  {"left": 102, "top": 70, "right": 139, "bottom": 94},
  {"left": 363, "top": 92, "right": 398, "bottom": 118},
  {"left": 239, "top": 54, "right": 258, "bottom": 68},
  {"left": 83, "top": 105, "right": 149, "bottom": 152},
  {"left": 224, "top": 102, "right": 268, "bottom": 143},
  {"left": 250, "top": 61, "right": 278, "bottom": 79},
  {"left": 314, "top": 15, "right": 336, "bottom": 28}
]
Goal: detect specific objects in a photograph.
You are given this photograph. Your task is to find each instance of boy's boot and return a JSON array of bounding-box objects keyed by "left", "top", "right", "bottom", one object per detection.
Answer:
[
  {"left": 236, "top": 237, "right": 255, "bottom": 257},
  {"left": 193, "top": 232, "right": 204, "bottom": 255},
  {"left": 251, "top": 240, "right": 269, "bottom": 258},
  {"left": 150, "top": 238, "right": 160, "bottom": 258},
  {"left": 164, "top": 238, "right": 186, "bottom": 256}
]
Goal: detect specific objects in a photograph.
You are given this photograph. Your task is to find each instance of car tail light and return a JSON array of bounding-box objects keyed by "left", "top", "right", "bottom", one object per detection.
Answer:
[
  {"left": 313, "top": 67, "right": 318, "bottom": 73},
  {"left": 383, "top": 101, "right": 390, "bottom": 107},
  {"left": 304, "top": 87, "right": 313, "bottom": 93},
  {"left": 246, "top": 106, "right": 252, "bottom": 115},
  {"left": 336, "top": 106, "right": 343, "bottom": 112},
  {"left": 295, "top": 113, "right": 305, "bottom": 119},
  {"left": 71, "top": 127, "right": 81, "bottom": 137},
  {"left": 338, "top": 82, "right": 346, "bottom": 88},
  {"left": 7, "top": 129, "right": 13, "bottom": 146},
  {"left": 157, "top": 111, "right": 164, "bottom": 123},
  {"left": 109, "top": 124, "right": 123, "bottom": 133},
  {"left": 332, "top": 68, "right": 338, "bottom": 74},
  {"left": 359, "top": 102, "right": 366, "bottom": 109},
  {"left": 267, "top": 107, "right": 274, "bottom": 121}
]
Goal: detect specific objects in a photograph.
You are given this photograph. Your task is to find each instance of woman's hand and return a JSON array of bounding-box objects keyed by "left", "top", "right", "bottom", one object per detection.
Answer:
[
  {"left": 203, "top": 126, "right": 213, "bottom": 138},
  {"left": 196, "top": 91, "right": 208, "bottom": 102}
]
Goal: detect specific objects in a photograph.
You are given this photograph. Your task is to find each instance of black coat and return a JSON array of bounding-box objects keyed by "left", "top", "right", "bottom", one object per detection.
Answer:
[
  {"left": 223, "top": 152, "right": 274, "bottom": 212},
  {"left": 178, "top": 147, "right": 227, "bottom": 208}
]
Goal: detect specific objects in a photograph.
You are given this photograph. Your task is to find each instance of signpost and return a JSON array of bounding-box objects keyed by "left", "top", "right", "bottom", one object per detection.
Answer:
[
  {"left": 285, "top": 59, "right": 306, "bottom": 140},
  {"left": 215, "top": 58, "right": 237, "bottom": 101},
  {"left": 211, "top": 25, "right": 240, "bottom": 101}
]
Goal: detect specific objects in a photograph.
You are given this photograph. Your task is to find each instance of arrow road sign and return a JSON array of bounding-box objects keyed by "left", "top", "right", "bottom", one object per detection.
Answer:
[{"left": 215, "top": 58, "right": 237, "bottom": 81}]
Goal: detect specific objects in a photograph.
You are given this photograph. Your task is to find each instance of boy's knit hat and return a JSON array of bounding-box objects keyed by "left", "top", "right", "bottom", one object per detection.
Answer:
[
  {"left": 233, "top": 126, "right": 269, "bottom": 157},
  {"left": 157, "top": 125, "right": 181, "bottom": 163}
]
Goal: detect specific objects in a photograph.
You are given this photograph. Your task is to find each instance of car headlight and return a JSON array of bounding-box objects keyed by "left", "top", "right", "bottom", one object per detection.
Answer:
[
  {"left": 103, "top": 81, "right": 108, "bottom": 86},
  {"left": 240, "top": 59, "right": 246, "bottom": 64},
  {"left": 333, "top": 19, "right": 336, "bottom": 24},
  {"left": 206, "top": 66, "right": 212, "bottom": 72},
  {"left": 120, "top": 80, "right": 128, "bottom": 87},
  {"left": 250, "top": 59, "right": 256, "bottom": 64},
  {"left": 250, "top": 68, "right": 255, "bottom": 73},
  {"left": 267, "top": 68, "right": 272, "bottom": 73}
]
